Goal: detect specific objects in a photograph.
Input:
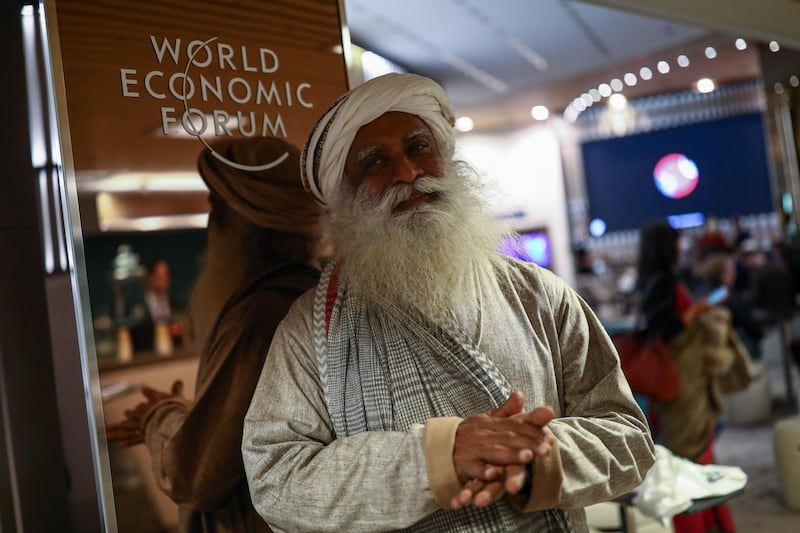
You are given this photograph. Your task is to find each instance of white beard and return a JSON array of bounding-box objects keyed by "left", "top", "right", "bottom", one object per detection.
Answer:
[
  {"left": 327, "top": 160, "right": 509, "bottom": 318},
  {"left": 188, "top": 228, "right": 249, "bottom": 349}
]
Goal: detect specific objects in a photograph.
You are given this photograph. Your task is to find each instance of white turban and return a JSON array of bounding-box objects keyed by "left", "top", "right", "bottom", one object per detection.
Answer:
[{"left": 301, "top": 73, "right": 456, "bottom": 206}]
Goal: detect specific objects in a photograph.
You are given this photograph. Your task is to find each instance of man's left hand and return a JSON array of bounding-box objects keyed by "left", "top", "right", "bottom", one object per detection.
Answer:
[{"left": 106, "top": 380, "right": 185, "bottom": 447}]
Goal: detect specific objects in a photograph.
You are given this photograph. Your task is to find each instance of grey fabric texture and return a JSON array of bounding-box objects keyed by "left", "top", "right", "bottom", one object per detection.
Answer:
[{"left": 316, "top": 260, "right": 571, "bottom": 532}]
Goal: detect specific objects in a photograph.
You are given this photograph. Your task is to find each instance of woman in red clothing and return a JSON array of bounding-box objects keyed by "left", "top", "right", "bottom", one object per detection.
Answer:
[{"left": 636, "top": 220, "right": 735, "bottom": 533}]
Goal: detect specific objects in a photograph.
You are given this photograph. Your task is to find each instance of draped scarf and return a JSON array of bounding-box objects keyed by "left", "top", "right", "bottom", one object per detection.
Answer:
[{"left": 313, "top": 260, "right": 572, "bottom": 532}]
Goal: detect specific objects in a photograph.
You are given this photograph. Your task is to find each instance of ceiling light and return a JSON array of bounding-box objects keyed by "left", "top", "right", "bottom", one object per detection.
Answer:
[
  {"left": 639, "top": 67, "right": 653, "bottom": 80},
  {"left": 769, "top": 41, "right": 780, "bottom": 52},
  {"left": 563, "top": 108, "right": 578, "bottom": 123},
  {"left": 589, "top": 88, "right": 601, "bottom": 102},
  {"left": 530, "top": 105, "right": 549, "bottom": 121},
  {"left": 775, "top": 82, "right": 785, "bottom": 94},
  {"left": 506, "top": 36, "right": 549, "bottom": 70},
  {"left": 581, "top": 93, "right": 593, "bottom": 106},
  {"left": 98, "top": 213, "right": 210, "bottom": 232},
  {"left": 790, "top": 75, "right": 799, "bottom": 88},
  {"left": 610, "top": 78, "right": 623, "bottom": 92},
  {"left": 455, "top": 116, "right": 474, "bottom": 132},
  {"left": 598, "top": 83, "right": 612, "bottom": 97},
  {"left": 705, "top": 46, "right": 717, "bottom": 59},
  {"left": 677, "top": 55, "right": 690, "bottom": 68},
  {"left": 657, "top": 61, "right": 670, "bottom": 74},
  {"left": 735, "top": 38, "right": 747, "bottom": 51},
  {"left": 695, "top": 78, "right": 716, "bottom": 93},
  {"left": 573, "top": 99, "right": 586, "bottom": 112},
  {"left": 624, "top": 73, "right": 637, "bottom": 86},
  {"left": 608, "top": 93, "right": 627, "bottom": 111},
  {"left": 80, "top": 172, "right": 208, "bottom": 193}
]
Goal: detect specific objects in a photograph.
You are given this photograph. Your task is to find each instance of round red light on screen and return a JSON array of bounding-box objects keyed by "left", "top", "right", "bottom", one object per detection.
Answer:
[{"left": 653, "top": 153, "right": 699, "bottom": 199}]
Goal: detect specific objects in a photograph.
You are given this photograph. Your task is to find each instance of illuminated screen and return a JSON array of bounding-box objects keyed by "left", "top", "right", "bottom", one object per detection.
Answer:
[
  {"left": 500, "top": 229, "right": 552, "bottom": 268},
  {"left": 581, "top": 112, "right": 774, "bottom": 233}
]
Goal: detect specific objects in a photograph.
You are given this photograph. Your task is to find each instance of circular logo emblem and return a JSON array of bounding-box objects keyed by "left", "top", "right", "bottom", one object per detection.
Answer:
[{"left": 181, "top": 37, "right": 288, "bottom": 172}]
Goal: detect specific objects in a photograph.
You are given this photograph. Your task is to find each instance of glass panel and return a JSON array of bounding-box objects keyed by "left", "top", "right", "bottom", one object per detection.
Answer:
[{"left": 38, "top": 0, "right": 350, "bottom": 529}]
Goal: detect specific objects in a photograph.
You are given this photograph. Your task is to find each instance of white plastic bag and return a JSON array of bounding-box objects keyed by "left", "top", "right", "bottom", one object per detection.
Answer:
[{"left": 632, "top": 445, "right": 747, "bottom": 526}]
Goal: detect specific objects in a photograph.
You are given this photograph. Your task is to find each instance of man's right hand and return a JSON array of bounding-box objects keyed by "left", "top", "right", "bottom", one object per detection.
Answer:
[{"left": 451, "top": 391, "right": 555, "bottom": 508}]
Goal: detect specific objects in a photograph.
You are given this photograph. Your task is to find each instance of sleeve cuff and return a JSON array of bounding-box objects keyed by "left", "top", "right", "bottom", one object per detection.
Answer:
[
  {"left": 423, "top": 416, "right": 464, "bottom": 508},
  {"left": 510, "top": 426, "right": 563, "bottom": 512},
  {"left": 140, "top": 397, "right": 190, "bottom": 434}
]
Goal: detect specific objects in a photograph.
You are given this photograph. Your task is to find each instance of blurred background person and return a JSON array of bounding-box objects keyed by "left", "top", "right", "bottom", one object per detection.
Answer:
[
  {"left": 697, "top": 252, "right": 764, "bottom": 359},
  {"left": 129, "top": 258, "right": 184, "bottom": 354},
  {"left": 697, "top": 215, "right": 731, "bottom": 260},
  {"left": 742, "top": 239, "right": 796, "bottom": 327},
  {"left": 731, "top": 237, "right": 763, "bottom": 297},
  {"left": 635, "top": 219, "right": 735, "bottom": 533},
  {"left": 573, "top": 245, "right": 616, "bottom": 317},
  {"left": 106, "top": 137, "right": 325, "bottom": 533}
]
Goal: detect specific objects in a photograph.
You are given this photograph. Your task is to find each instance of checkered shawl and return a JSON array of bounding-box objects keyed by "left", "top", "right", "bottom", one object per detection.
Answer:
[{"left": 313, "top": 260, "right": 572, "bottom": 532}]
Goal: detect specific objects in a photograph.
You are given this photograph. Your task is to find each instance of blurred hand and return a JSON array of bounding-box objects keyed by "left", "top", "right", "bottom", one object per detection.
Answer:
[
  {"left": 106, "top": 380, "right": 185, "bottom": 447},
  {"left": 683, "top": 299, "right": 713, "bottom": 325}
]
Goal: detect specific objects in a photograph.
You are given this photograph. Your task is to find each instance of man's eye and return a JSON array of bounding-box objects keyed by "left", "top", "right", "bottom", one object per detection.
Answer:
[
  {"left": 410, "top": 141, "right": 429, "bottom": 151},
  {"left": 364, "top": 158, "right": 384, "bottom": 171}
]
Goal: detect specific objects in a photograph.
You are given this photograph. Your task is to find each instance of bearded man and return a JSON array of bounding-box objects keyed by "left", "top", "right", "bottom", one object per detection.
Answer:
[
  {"left": 242, "top": 73, "right": 655, "bottom": 532},
  {"left": 107, "top": 137, "right": 324, "bottom": 533}
]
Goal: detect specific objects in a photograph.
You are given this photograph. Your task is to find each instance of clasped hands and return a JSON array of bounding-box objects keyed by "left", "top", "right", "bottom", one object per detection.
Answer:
[
  {"left": 451, "top": 391, "right": 555, "bottom": 510},
  {"left": 106, "top": 380, "right": 186, "bottom": 447}
]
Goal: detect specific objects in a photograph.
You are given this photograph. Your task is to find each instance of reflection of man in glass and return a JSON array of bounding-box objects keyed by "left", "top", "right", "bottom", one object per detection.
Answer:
[
  {"left": 144, "top": 259, "right": 172, "bottom": 323},
  {"left": 106, "top": 137, "right": 324, "bottom": 533},
  {"left": 130, "top": 258, "right": 182, "bottom": 353}
]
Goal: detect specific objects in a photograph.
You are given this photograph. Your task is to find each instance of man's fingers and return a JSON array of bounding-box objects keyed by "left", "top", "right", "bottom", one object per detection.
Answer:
[
  {"left": 453, "top": 401, "right": 555, "bottom": 483},
  {"left": 490, "top": 391, "right": 525, "bottom": 418},
  {"left": 141, "top": 385, "right": 158, "bottom": 396},
  {"left": 451, "top": 479, "right": 485, "bottom": 510},
  {"left": 455, "top": 444, "right": 536, "bottom": 483},
  {"left": 533, "top": 433, "right": 554, "bottom": 458},
  {"left": 523, "top": 405, "right": 556, "bottom": 427},
  {"left": 455, "top": 460, "right": 498, "bottom": 482},
  {"left": 504, "top": 463, "right": 528, "bottom": 494},
  {"left": 473, "top": 480, "right": 505, "bottom": 508},
  {"left": 141, "top": 386, "right": 168, "bottom": 401}
]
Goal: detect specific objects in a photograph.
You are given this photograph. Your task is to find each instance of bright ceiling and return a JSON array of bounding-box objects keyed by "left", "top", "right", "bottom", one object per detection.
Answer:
[{"left": 341, "top": 0, "right": 793, "bottom": 129}]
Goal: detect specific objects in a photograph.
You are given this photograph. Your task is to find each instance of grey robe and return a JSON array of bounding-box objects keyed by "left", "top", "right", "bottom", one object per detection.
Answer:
[{"left": 243, "top": 257, "right": 655, "bottom": 532}]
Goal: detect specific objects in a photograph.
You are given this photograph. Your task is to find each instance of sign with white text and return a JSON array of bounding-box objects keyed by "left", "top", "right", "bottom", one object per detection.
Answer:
[{"left": 50, "top": 0, "right": 349, "bottom": 173}]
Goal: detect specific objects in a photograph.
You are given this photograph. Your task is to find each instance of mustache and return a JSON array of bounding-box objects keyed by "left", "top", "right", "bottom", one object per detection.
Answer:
[{"left": 359, "top": 175, "right": 449, "bottom": 214}]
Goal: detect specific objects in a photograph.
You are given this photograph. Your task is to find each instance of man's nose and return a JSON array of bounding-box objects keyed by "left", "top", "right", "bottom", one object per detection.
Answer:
[{"left": 392, "top": 155, "right": 423, "bottom": 184}]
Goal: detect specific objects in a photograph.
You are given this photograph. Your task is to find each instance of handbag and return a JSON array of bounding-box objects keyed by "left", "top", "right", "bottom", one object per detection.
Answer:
[
  {"left": 612, "top": 331, "right": 680, "bottom": 401},
  {"left": 611, "top": 273, "right": 680, "bottom": 401}
]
